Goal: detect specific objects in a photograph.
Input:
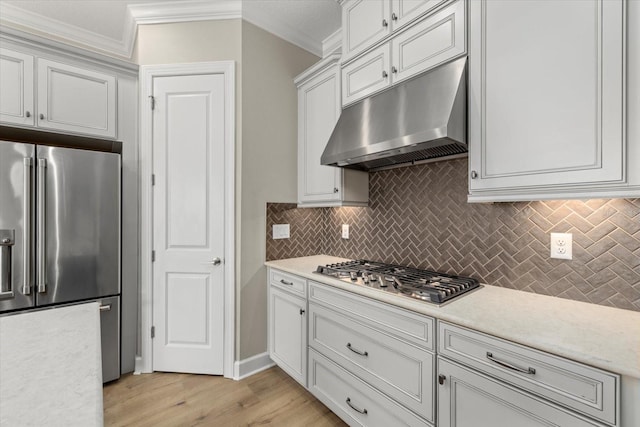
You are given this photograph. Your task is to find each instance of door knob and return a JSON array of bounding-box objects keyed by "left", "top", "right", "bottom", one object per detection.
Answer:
[{"left": 209, "top": 257, "right": 222, "bottom": 266}]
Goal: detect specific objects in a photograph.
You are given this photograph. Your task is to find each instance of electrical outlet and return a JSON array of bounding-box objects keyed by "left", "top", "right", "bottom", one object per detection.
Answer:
[
  {"left": 550, "top": 232, "right": 572, "bottom": 260},
  {"left": 272, "top": 224, "right": 290, "bottom": 239},
  {"left": 342, "top": 224, "right": 349, "bottom": 239}
]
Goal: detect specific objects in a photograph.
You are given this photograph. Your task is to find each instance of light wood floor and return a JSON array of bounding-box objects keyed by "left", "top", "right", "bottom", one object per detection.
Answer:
[{"left": 103, "top": 366, "right": 347, "bottom": 426}]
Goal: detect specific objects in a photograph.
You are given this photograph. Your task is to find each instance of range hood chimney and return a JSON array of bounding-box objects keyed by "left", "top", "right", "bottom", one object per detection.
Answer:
[{"left": 321, "top": 57, "right": 467, "bottom": 171}]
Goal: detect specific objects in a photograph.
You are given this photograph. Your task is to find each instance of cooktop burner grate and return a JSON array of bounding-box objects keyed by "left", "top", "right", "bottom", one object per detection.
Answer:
[{"left": 315, "top": 260, "right": 481, "bottom": 305}]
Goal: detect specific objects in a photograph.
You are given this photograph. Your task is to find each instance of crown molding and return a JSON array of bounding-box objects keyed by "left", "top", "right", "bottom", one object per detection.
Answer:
[
  {"left": 241, "top": 3, "right": 322, "bottom": 57},
  {"left": 0, "top": 2, "right": 136, "bottom": 58},
  {"left": 0, "top": 0, "right": 335, "bottom": 60},
  {"left": 322, "top": 28, "right": 342, "bottom": 58},
  {"left": 128, "top": 0, "right": 242, "bottom": 25}
]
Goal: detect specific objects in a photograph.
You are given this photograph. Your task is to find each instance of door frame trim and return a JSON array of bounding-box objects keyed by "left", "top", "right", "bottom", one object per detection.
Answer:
[{"left": 137, "top": 61, "right": 235, "bottom": 378}]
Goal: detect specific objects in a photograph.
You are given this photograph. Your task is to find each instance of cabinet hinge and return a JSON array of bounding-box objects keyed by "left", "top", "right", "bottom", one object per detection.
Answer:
[
  {"left": 151, "top": 326, "right": 155, "bottom": 339},
  {"left": 151, "top": 250, "right": 156, "bottom": 262},
  {"left": 149, "top": 95, "right": 155, "bottom": 110}
]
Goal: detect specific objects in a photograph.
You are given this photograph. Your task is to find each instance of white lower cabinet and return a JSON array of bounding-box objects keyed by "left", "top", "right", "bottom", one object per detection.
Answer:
[
  {"left": 309, "top": 348, "right": 432, "bottom": 427},
  {"left": 267, "top": 269, "right": 622, "bottom": 427},
  {"left": 308, "top": 281, "right": 436, "bottom": 426},
  {"left": 268, "top": 282, "right": 307, "bottom": 387},
  {"left": 437, "top": 358, "right": 606, "bottom": 427}
]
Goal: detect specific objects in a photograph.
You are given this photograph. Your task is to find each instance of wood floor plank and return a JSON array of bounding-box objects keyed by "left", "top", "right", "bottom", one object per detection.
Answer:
[{"left": 103, "top": 367, "right": 347, "bottom": 426}]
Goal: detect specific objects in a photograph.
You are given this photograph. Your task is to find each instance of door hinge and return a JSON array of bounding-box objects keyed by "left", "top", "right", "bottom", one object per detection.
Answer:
[
  {"left": 151, "top": 250, "right": 156, "bottom": 262},
  {"left": 149, "top": 95, "right": 155, "bottom": 110},
  {"left": 151, "top": 326, "right": 155, "bottom": 339},
  {"left": 151, "top": 174, "right": 155, "bottom": 186}
]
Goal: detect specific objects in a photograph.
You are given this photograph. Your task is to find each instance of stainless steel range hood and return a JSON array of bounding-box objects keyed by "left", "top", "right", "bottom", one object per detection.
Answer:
[{"left": 321, "top": 57, "right": 467, "bottom": 171}]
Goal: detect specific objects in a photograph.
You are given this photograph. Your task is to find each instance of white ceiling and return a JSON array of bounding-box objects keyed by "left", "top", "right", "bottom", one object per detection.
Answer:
[{"left": 0, "top": 0, "right": 341, "bottom": 59}]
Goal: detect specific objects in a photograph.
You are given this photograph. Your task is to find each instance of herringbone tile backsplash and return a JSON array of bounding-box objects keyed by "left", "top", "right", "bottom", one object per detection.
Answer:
[{"left": 266, "top": 158, "right": 640, "bottom": 311}]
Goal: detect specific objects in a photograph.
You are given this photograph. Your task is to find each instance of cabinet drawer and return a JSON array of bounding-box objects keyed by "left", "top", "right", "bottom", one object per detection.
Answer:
[
  {"left": 438, "top": 358, "right": 607, "bottom": 427},
  {"left": 438, "top": 322, "right": 619, "bottom": 425},
  {"left": 309, "top": 281, "right": 435, "bottom": 351},
  {"left": 309, "top": 348, "right": 431, "bottom": 427},
  {"left": 270, "top": 269, "right": 306, "bottom": 297},
  {"left": 309, "top": 302, "right": 434, "bottom": 421}
]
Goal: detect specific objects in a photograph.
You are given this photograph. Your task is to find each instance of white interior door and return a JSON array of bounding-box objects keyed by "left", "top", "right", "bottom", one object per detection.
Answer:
[{"left": 152, "top": 73, "right": 226, "bottom": 375}]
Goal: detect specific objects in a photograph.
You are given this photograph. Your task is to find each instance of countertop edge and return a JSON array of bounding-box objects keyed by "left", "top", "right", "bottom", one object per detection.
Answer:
[{"left": 265, "top": 256, "right": 640, "bottom": 379}]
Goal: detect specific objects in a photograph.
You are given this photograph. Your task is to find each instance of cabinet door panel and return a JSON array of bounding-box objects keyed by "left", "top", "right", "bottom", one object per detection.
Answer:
[
  {"left": 391, "top": 0, "right": 447, "bottom": 31},
  {"left": 298, "top": 66, "right": 342, "bottom": 204},
  {"left": 469, "top": 0, "right": 625, "bottom": 194},
  {"left": 0, "top": 49, "right": 34, "bottom": 126},
  {"left": 342, "top": 44, "right": 391, "bottom": 106},
  {"left": 438, "top": 358, "right": 605, "bottom": 427},
  {"left": 391, "top": 0, "right": 465, "bottom": 84},
  {"left": 342, "top": 0, "right": 391, "bottom": 61},
  {"left": 269, "top": 287, "right": 306, "bottom": 387},
  {"left": 37, "top": 59, "right": 116, "bottom": 138}
]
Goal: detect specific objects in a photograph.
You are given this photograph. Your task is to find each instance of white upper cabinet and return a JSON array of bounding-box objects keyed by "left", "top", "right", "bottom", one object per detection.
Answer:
[
  {"left": 37, "top": 59, "right": 116, "bottom": 138},
  {"left": 0, "top": 45, "right": 118, "bottom": 139},
  {"left": 468, "top": 0, "right": 635, "bottom": 201},
  {"left": 341, "top": 0, "right": 466, "bottom": 106},
  {"left": 341, "top": 0, "right": 447, "bottom": 62},
  {"left": 0, "top": 48, "right": 34, "bottom": 126},
  {"left": 296, "top": 55, "right": 369, "bottom": 207},
  {"left": 342, "top": 0, "right": 391, "bottom": 62}
]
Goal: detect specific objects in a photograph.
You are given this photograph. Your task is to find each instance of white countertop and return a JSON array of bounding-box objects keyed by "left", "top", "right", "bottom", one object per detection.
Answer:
[
  {"left": 0, "top": 302, "right": 104, "bottom": 426},
  {"left": 266, "top": 255, "right": 640, "bottom": 379}
]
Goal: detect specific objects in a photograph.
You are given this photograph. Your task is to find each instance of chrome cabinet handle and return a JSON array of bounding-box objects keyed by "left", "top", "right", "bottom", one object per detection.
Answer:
[
  {"left": 333, "top": 187, "right": 339, "bottom": 193},
  {"left": 391, "top": 12, "right": 398, "bottom": 21},
  {"left": 382, "top": 70, "right": 388, "bottom": 78},
  {"left": 346, "top": 398, "right": 368, "bottom": 415},
  {"left": 471, "top": 170, "right": 478, "bottom": 179},
  {"left": 486, "top": 352, "right": 536, "bottom": 375},
  {"left": 382, "top": 19, "right": 388, "bottom": 28},
  {"left": 391, "top": 66, "right": 397, "bottom": 74},
  {"left": 25, "top": 111, "right": 31, "bottom": 118},
  {"left": 0, "top": 230, "right": 15, "bottom": 299},
  {"left": 205, "top": 257, "right": 222, "bottom": 266},
  {"left": 299, "top": 308, "right": 305, "bottom": 315},
  {"left": 280, "top": 279, "right": 293, "bottom": 286},
  {"left": 36, "top": 158, "right": 46, "bottom": 293},
  {"left": 39, "top": 113, "right": 45, "bottom": 120},
  {"left": 346, "top": 343, "right": 368, "bottom": 357},
  {"left": 99, "top": 304, "right": 112, "bottom": 312},
  {"left": 22, "top": 158, "right": 32, "bottom": 295},
  {"left": 438, "top": 374, "right": 446, "bottom": 385}
]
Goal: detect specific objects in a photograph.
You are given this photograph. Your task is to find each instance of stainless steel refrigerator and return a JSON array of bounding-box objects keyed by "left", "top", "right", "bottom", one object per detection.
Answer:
[{"left": 0, "top": 132, "right": 121, "bottom": 382}]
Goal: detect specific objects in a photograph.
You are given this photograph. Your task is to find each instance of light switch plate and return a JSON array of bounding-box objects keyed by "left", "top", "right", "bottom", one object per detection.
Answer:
[
  {"left": 342, "top": 224, "right": 349, "bottom": 239},
  {"left": 272, "top": 224, "right": 290, "bottom": 239},
  {"left": 550, "top": 232, "right": 572, "bottom": 260}
]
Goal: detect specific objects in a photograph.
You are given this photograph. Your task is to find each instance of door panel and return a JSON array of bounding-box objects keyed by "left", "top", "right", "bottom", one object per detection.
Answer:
[
  {"left": 152, "top": 74, "right": 226, "bottom": 375},
  {"left": 37, "top": 59, "right": 116, "bottom": 138},
  {"left": 0, "top": 141, "right": 35, "bottom": 312},
  {"left": 36, "top": 146, "right": 121, "bottom": 306},
  {"left": 0, "top": 49, "right": 35, "bottom": 126}
]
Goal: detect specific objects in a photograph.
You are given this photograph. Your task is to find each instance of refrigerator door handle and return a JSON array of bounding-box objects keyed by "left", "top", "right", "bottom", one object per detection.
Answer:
[
  {"left": 36, "top": 158, "right": 47, "bottom": 294},
  {"left": 0, "top": 230, "right": 15, "bottom": 299},
  {"left": 23, "top": 158, "right": 32, "bottom": 295}
]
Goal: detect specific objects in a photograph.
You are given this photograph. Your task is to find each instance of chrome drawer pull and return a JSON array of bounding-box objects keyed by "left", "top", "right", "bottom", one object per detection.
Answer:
[
  {"left": 279, "top": 279, "right": 294, "bottom": 286},
  {"left": 486, "top": 352, "right": 536, "bottom": 375},
  {"left": 346, "top": 398, "right": 368, "bottom": 415},
  {"left": 346, "top": 343, "right": 368, "bottom": 357}
]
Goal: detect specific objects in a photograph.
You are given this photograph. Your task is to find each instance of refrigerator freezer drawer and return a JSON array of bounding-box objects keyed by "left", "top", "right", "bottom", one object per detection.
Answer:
[{"left": 99, "top": 295, "right": 120, "bottom": 383}]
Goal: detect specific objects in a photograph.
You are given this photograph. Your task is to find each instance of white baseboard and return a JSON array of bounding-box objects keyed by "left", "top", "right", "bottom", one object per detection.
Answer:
[{"left": 233, "top": 352, "right": 275, "bottom": 380}]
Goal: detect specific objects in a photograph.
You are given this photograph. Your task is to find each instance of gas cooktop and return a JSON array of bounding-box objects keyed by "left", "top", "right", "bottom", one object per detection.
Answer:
[{"left": 315, "top": 260, "right": 481, "bottom": 305}]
